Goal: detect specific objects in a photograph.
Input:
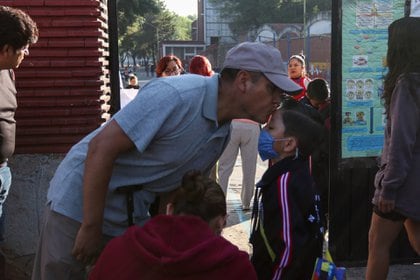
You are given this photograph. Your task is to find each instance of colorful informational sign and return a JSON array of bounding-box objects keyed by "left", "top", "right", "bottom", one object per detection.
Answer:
[{"left": 341, "top": 0, "right": 404, "bottom": 158}]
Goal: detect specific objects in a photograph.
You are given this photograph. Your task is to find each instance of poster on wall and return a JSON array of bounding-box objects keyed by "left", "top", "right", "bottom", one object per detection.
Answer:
[{"left": 341, "top": 0, "right": 404, "bottom": 158}]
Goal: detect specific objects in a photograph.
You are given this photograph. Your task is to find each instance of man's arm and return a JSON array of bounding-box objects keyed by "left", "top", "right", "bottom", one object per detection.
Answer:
[{"left": 72, "top": 119, "right": 135, "bottom": 265}]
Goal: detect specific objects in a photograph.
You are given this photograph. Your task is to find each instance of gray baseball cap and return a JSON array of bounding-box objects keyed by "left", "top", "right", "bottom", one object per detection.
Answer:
[{"left": 222, "top": 42, "right": 302, "bottom": 94}]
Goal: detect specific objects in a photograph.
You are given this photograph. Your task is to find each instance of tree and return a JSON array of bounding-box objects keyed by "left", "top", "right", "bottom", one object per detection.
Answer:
[
  {"left": 209, "top": 0, "right": 331, "bottom": 37},
  {"left": 173, "top": 15, "right": 194, "bottom": 40},
  {"left": 117, "top": 0, "right": 197, "bottom": 66},
  {"left": 117, "top": 0, "right": 159, "bottom": 35}
]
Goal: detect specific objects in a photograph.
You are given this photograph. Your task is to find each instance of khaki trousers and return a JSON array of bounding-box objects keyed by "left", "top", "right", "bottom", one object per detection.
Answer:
[
  {"left": 32, "top": 207, "right": 112, "bottom": 280},
  {"left": 218, "top": 121, "right": 260, "bottom": 208}
]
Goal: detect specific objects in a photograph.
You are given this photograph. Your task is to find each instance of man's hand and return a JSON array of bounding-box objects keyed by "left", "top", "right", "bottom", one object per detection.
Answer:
[
  {"left": 378, "top": 196, "right": 395, "bottom": 213},
  {"left": 72, "top": 224, "right": 103, "bottom": 266},
  {"left": 74, "top": 120, "right": 134, "bottom": 265}
]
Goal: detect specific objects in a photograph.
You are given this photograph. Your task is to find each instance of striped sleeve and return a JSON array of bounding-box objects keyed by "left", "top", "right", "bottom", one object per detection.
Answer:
[{"left": 273, "top": 172, "right": 293, "bottom": 280}]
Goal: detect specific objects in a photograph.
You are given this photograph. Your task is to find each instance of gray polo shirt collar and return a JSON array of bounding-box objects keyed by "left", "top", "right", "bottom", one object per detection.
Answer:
[{"left": 202, "top": 74, "right": 220, "bottom": 126}]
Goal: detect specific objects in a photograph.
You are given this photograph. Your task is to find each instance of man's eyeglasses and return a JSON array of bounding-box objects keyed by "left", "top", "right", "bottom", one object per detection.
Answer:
[{"left": 164, "top": 67, "right": 180, "bottom": 75}]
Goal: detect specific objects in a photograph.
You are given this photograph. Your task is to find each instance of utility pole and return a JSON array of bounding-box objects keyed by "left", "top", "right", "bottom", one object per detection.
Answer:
[{"left": 404, "top": 0, "right": 411, "bottom": 16}]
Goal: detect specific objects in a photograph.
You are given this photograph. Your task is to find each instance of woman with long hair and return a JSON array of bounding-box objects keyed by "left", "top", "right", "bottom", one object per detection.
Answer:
[{"left": 366, "top": 16, "right": 420, "bottom": 280}]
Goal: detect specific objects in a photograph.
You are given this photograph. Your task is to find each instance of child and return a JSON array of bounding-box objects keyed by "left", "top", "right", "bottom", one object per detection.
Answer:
[
  {"left": 90, "top": 170, "right": 257, "bottom": 280},
  {"left": 288, "top": 53, "right": 311, "bottom": 101},
  {"left": 251, "top": 109, "right": 324, "bottom": 280},
  {"left": 301, "top": 78, "right": 329, "bottom": 110},
  {"left": 300, "top": 78, "right": 331, "bottom": 130}
]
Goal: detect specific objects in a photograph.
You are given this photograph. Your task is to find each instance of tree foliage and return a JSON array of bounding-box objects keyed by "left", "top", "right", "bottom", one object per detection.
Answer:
[
  {"left": 117, "top": 0, "right": 195, "bottom": 65},
  {"left": 209, "top": 0, "right": 331, "bottom": 37},
  {"left": 117, "top": 0, "right": 159, "bottom": 35},
  {"left": 173, "top": 15, "right": 194, "bottom": 40}
]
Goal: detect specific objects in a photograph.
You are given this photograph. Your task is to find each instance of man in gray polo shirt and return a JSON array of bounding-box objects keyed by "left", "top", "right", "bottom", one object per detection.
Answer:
[{"left": 32, "top": 42, "right": 302, "bottom": 279}]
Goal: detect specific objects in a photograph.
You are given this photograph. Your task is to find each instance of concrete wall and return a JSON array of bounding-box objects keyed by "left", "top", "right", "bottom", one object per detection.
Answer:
[{"left": 4, "top": 154, "right": 64, "bottom": 278}]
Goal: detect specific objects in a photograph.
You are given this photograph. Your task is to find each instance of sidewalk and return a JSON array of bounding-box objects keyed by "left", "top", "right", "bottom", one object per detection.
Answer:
[{"left": 221, "top": 154, "right": 420, "bottom": 280}]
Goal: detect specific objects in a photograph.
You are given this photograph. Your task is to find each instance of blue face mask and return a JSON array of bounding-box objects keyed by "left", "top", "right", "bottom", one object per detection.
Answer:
[{"left": 258, "top": 130, "right": 280, "bottom": 161}]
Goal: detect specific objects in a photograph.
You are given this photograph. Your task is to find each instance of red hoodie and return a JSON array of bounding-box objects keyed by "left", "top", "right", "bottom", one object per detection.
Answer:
[{"left": 89, "top": 215, "right": 257, "bottom": 280}]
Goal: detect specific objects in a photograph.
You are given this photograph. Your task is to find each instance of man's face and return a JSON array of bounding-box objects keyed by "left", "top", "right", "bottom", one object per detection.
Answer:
[
  {"left": 0, "top": 44, "right": 29, "bottom": 69},
  {"left": 240, "top": 73, "right": 284, "bottom": 124}
]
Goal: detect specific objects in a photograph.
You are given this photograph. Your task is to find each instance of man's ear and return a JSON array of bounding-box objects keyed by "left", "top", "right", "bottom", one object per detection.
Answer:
[
  {"left": 235, "top": 70, "right": 250, "bottom": 92},
  {"left": 166, "top": 203, "right": 174, "bottom": 215},
  {"left": 283, "top": 137, "right": 298, "bottom": 153}
]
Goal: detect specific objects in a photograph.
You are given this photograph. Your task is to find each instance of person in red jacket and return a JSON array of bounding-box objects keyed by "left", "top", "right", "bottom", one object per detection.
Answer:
[
  {"left": 288, "top": 53, "right": 311, "bottom": 101},
  {"left": 89, "top": 170, "right": 257, "bottom": 280}
]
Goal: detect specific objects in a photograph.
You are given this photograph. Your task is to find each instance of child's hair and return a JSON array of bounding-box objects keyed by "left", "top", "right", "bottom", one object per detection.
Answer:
[
  {"left": 280, "top": 95, "right": 323, "bottom": 124},
  {"left": 189, "top": 55, "right": 214, "bottom": 76},
  {"left": 171, "top": 170, "right": 226, "bottom": 223},
  {"left": 307, "top": 78, "right": 329, "bottom": 101},
  {"left": 280, "top": 110, "right": 324, "bottom": 158}
]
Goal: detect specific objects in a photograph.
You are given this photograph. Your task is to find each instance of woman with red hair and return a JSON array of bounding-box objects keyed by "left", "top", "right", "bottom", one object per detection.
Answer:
[
  {"left": 189, "top": 55, "right": 214, "bottom": 77},
  {"left": 156, "top": 55, "right": 183, "bottom": 77}
]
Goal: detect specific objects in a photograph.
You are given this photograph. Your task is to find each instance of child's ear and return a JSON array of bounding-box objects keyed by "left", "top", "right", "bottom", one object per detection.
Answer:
[{"left": 283, "top": 137, "right": 298, "bottom": 153}]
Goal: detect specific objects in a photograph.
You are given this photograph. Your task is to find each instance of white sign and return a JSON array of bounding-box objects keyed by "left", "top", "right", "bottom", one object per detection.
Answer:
[{"left": 120, "top": 89, "right": 139, "bottom": 108}]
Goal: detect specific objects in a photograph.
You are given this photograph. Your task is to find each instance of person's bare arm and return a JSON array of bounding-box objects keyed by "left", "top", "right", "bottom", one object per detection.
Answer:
[{"left": 72, "top": 120, "right": 135, "bottom": 265}]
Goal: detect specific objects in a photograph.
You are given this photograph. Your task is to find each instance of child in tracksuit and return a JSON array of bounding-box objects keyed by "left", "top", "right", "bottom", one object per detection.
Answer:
[{"left": 250, "top": 109, "right": 324, "bottom": 280}]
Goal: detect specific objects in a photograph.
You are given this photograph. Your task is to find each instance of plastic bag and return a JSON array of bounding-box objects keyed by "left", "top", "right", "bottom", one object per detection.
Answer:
[{"left": 311, "top": 231, "right": 346, "bottom": 280}]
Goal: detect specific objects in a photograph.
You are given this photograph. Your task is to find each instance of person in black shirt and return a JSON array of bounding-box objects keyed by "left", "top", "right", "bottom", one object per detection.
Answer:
[{"left": 0, "top": 5, "right": 38, "bottom": 275}]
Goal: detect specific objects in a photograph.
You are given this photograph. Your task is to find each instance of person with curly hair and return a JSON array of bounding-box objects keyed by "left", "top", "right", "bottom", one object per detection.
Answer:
[{"left": 0, "top": 5, "right": 38, "bottom": 274}]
